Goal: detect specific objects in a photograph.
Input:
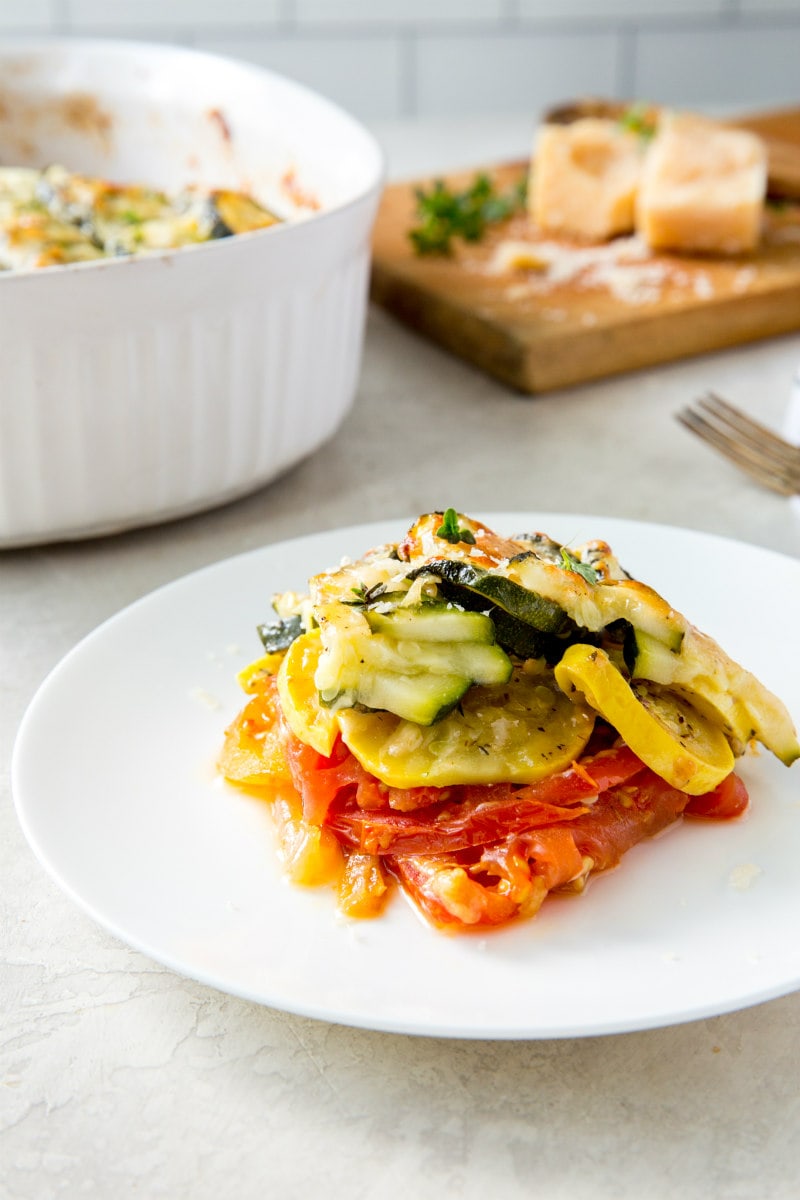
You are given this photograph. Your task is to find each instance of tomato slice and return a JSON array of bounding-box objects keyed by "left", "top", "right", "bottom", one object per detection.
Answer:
[
  {"left": 392, "top": 844, "right": 544, "bottom": 928},
  {"left": 512, "top": 827, "right": 586, "bottom": 893},
  {"left": 684, "top": 771, "right": 750, "bottom": 820},
  {"left": 280, "top": 729, "right": 362, "bottom": 826},
  {"left": 554, "top": 768, "right": 694, "bottom": 873},
  {"left": 332, "top": 796, "right": 589, "bottom": 856},
  {"left": 327, "top": 744, "right": 644, "bottom": 856},
  {"left": 391, "top": 768, "right": 695, "bottom": 929}
]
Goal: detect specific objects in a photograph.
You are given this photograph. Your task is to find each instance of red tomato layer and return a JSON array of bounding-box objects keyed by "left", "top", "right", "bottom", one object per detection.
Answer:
[
  {"left": 327, "top": 744, "right": 645, "bottom": 855},
  {"left": 245, "top": 679, "right": 751, "bottom": 930},
  {"left": 389, "top": 768, "right": 698, "bottom": 928},
  {"left": 684, "top": 771, "right": 750, "bottom": 820}
]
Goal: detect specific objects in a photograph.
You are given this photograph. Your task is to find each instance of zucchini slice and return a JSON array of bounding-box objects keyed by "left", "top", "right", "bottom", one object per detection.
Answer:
[
  {"left": 313, "top": 591, "right": 513, "bottom": 726},
  {"left": 257, "top": 614, "right": 304, "bottom": 654},
  {"left": 365, "top": 604, "right": 494, "bottom": 643},
  {"left": 339, "top": 670, "right": 471, "bottom": 726},
  {"left": 353, "top": 636, "right": 512, "bottom": 684},
  {"left": 319, "top": 634, "right": 512, "bottom": 725},
  {"left": 411, "top": 559, "right": 570, "bottom": 633},
  {"left": 405, "top": 558, "right": 577, "bottom": 659}
]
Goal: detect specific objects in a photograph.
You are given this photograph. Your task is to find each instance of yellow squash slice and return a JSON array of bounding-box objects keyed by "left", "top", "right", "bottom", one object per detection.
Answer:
[
  {"left": 236, "top": 651, "right": 288, "bottom": 693},
  {"left": 554, "top": 644, "right": 734, "bottom": 795},
  {"left": 276, "top": 629, "right": 340, "bottom": 756},
  {"left": 337, "top": 663, "right": 595, "bottom": 789}
]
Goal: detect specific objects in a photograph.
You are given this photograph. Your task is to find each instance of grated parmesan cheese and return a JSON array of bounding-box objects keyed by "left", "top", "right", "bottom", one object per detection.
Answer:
[
  {"left": 492, "top": 230, "right": 732, "bottom": 309},
  {"left": 729, "top": 862, "right": 763, "bottom": 891},
  {"left": 692, "top": 271, "right": 714, "bottom": 300},
  {"left": 732, "top": 266, "right": 756, "bottom": 293}
]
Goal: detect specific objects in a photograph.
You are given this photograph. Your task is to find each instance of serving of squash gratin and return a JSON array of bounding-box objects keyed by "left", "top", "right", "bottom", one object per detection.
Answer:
[{"left": 219, "top": 511, "right": 798, "bottom": 932}]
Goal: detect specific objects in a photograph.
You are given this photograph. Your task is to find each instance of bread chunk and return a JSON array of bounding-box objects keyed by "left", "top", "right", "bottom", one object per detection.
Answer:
[
  {"left": 637, "top": 113, "right": 767, "bottom": 254},
  {"left": 530, "top": 118, "right": 644, "bottom": 241}
]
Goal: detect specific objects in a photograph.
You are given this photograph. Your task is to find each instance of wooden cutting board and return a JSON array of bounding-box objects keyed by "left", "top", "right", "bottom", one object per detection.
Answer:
[{"left": 370, "top": 106, "right": 800, "bottom": 394}]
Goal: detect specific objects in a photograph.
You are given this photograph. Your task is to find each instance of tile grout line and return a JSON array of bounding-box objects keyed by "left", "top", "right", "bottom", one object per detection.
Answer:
[
  {"left": 400, "top": 29, "right": 418, "bottom": 120},
  {"left": 277, "top": 0, "right": 297, "bottom": 32},
  {"left": 52, "top": 0, "right": 70, "bottom": 34},
  {"left": 617, "top": 22, "right": 638, "bottom": 100}
]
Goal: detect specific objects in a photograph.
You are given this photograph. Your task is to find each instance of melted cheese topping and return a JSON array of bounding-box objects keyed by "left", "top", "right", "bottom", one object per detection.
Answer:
[{"left": 296, "top": 513, "right": 799, "bottom": 769}]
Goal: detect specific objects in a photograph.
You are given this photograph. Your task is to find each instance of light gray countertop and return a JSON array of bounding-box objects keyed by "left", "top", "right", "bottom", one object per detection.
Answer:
[{"left": 3, "top": 118, "right": 800, "bottom": 1200}]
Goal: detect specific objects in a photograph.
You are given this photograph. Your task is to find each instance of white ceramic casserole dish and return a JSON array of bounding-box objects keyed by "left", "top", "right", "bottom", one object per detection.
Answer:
[{"left": 0, "top": 40, "right": 384, "bottom": 547}]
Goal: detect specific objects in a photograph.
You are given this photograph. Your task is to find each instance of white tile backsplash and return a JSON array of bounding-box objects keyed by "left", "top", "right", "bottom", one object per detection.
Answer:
[
  {"left": 296, "top": 0, "right": 505, "bottom": 23},
  {"left": 635, "top": 23, "right": 800, "bottom": 107},
  {"left": 1, "top": 1, "right": 798, "bottom": 118},
  {"left": 416, "top": 32, "right": 620, "bottom": 117},
  {"left": 738, "top": 0, "right": 800, "bottom": 11},
  {"left": 65, "top": 0, "right": 281, "bottom": 30},
  {"left": 518, "top": 0, "right": 725, "bottom": 19},
  {"left": 194, "top": 36, "right": 405, "bottom": 121},
  {"left": 0, "top": 0, "right": 57, "bottom": 30}
]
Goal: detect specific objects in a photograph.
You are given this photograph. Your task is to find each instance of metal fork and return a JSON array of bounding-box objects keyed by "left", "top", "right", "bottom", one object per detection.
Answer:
[{"left": 676, "top": 392, "right": 800, "bottom": 496}]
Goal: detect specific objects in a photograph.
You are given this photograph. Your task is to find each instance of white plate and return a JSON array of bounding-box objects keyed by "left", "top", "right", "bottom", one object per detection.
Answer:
[{"left": 12, "top": 514, "right": 800, "bottom": 1039}]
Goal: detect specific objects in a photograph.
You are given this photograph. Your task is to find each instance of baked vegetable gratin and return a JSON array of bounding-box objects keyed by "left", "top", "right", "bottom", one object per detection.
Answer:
[
  {"left": 219, "top": 512, "right": 799, "bottom": 931},
  {"left": 0, "top": 164, "right": 280, "bottom": 269}
]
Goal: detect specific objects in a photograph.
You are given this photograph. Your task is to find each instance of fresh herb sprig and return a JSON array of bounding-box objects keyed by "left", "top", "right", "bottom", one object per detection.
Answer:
[
  {"left": 409, "top": 172, "right": 528, "bottom": 256},
  {"left": 436, "top": 508, "right": 476, "bottom": 545},
  {"left": 617, "top": 104, "right": 657, "bottom": 141},
  {"left": 342, "top": 583, "right": 369, "bottom": 607},
  {"left": 559, "top": 546, "right": 599, "bottom": 585}
]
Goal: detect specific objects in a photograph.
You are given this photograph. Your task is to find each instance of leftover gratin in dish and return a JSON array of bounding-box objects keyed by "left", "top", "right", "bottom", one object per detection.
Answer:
[
  {"left": 0, "top": 163, "right": 281, "bottom": 269},
  {"left": 219, "top": 511, "right": 799, "bottom": 932}
]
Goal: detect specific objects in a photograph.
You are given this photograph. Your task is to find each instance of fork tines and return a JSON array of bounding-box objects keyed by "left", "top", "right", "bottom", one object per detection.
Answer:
[{"left": 676, "top": 391, "right": 800, "bottom": 496}]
